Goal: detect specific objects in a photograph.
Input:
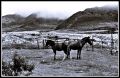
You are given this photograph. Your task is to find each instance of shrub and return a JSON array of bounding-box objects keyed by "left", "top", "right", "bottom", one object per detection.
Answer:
[
  {"left": 2, "top": 61, "right": 14, "bottom": 76},
  {"left": 2, "top": 52, "right": 35, "bottom": 76}
]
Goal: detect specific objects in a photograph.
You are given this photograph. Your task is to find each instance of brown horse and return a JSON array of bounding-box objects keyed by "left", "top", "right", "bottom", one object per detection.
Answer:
[
  {"left": 67, "top": 36, "right": 93, "bottom": 59},
  {"left": 45, "top": 40, "right": 69, "bottom": 60}
]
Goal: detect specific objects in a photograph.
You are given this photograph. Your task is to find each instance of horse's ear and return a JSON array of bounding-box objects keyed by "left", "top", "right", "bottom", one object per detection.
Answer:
[{"left": 88, "top": 36, "right": 90, "bottom": 38}]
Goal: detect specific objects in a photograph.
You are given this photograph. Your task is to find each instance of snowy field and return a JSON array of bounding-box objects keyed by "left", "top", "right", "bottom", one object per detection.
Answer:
[{"left": 2, "top": 30, "right": 118, "bottom": 50}]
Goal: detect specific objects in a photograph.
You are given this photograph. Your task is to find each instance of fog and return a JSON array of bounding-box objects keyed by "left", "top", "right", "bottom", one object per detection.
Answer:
[{"left": 2, "top": 1, "right": 118, "bottom": 19}]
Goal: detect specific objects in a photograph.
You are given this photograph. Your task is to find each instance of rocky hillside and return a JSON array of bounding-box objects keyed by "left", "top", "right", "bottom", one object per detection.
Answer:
[
  {"left": 55, "top": 5, "right": 118, "bottom": 31},
  {"left": 2, "top": 13, "right": 63, "bottom": 32}
]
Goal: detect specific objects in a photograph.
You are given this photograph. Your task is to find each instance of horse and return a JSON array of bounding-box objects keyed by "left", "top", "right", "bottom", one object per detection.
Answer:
[
  {"left": 67, "top": 36, "right": 93, "bottom": 59},
  {"left": 45, "top": 39, "right": 69, "bottom": 60}
]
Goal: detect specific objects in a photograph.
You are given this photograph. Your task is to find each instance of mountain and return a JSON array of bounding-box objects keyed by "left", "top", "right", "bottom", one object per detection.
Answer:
[
  {"left": 55, "top": 5, "right": 118, "bottom": 31},
  {"left": 2, "top": 14, "right": 25, "bottom": 26},
  {"left": 2, "top": 13, "right": 63, "bottom": 32},
  {"left": 2, "top": 5, "right": 118, "bottom": 32}
]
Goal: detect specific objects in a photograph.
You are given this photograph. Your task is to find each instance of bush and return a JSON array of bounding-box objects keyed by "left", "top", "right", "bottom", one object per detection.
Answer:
[
  {"left": 2, "top": 61, "right": 14, "bottom": 76},
  {"left": 2, "top": 52, "right": 35, "bottom": 76}
]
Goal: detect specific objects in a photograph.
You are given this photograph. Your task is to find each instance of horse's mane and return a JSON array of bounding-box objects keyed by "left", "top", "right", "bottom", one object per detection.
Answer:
[
  {"left": 83, "top": 37, "right": 89, "bottom": 39},
  {"left": 81, "top": 37, "right": 90, "bottom": 41}
]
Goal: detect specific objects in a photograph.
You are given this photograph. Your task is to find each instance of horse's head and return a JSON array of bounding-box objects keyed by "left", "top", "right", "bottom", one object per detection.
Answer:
[
  {"left": 45, "top": 40, "right": 55, "bottom": 47},
  {"left": 84, "top": 36, "right": 93, "bottom": 46}
]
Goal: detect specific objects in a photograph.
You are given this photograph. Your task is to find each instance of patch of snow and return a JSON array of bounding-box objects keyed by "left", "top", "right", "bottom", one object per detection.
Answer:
[{"left": 2, "top": 31, "right": 118, "bottom": 49}]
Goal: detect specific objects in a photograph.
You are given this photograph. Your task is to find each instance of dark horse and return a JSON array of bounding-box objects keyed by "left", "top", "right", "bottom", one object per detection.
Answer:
[
  {"left": 67, "top": 36, "right": 93, "bottom": 59},
  {"left": 45, "top": 39, "right": 69, "bottom": 60}
]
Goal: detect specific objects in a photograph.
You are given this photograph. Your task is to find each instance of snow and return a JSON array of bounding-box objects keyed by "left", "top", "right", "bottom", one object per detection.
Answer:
[
  {"left": 2, "top": 31, "right": 118, "bottom": 49},
  {"left": 8, "top": 31, "right": 40, "bottom": 34}
]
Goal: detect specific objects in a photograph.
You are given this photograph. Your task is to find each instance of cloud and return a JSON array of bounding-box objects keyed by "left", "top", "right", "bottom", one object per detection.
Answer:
[{"left": 2, "top": 1, "right": 118, "bottom": 19}]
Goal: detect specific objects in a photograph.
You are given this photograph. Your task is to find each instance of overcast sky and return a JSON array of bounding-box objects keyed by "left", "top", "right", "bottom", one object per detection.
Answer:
[{"left": 2, "top": 1, "right": 118, "bottom": 19}]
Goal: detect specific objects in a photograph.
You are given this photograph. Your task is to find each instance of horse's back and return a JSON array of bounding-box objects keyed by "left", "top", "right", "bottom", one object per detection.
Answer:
[
  {"left": 67, "top": 40, "right": 83, "bottom": 50},
  {"left": 53, "top": 42, "right": 64, "bottom": 51}
]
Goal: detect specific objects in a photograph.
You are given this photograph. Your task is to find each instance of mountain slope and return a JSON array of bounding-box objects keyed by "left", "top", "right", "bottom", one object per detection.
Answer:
[
  {"left": 2, "top": 14, "right": 25, "bottom": 26},
  {"left": 2, "top": 13, "right": 63, "bottom": 32},
  {"left": 55, "top": 5, "right": 118, "bottom": 30}
]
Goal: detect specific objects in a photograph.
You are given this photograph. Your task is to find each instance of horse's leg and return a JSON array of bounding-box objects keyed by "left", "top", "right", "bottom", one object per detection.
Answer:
[
  {"left": 53, "top": 50, "right": 56, "bottom": 60},
  {"left": 66, "top": 50, "right": 70, "bottom": 59},
  {"left": 64, "top": 49, "right": 68, "bottom": 59},
  {"left": 79, "top": 49, "right": 81, "bottom": 59},
  {"left": 77, "top": 50, "right": 79, "bottom": 59},
  {"left": 62, "top": 51, "right": 69, "bottom": 61},
  {"left": 68, "top": 51, "right": 70, "bottom": 59},
  {"left": 62, "top": 50, "right": 67, "bottom": 61},
  {"left": 62, "top": 53, "right": 66, "bottom": 61},
  {"left": 67, "top": 46, "right": 70, "bottom": 59},
  {"left": 77, "top": 49, "right": 81, "bottom": 59}
]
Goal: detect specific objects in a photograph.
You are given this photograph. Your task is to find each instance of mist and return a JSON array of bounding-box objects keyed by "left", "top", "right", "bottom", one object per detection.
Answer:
[
  {"left": 15, "top": 11, "right": 71, "bottom": 20},
  {"left": 2, "top": 1, "right": 118, "bottom": 19}
]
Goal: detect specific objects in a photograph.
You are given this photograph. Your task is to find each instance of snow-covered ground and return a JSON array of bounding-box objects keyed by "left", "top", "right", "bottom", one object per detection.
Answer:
[{"left": 2, "top": 30, "right": 118, "bottom": 50}]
